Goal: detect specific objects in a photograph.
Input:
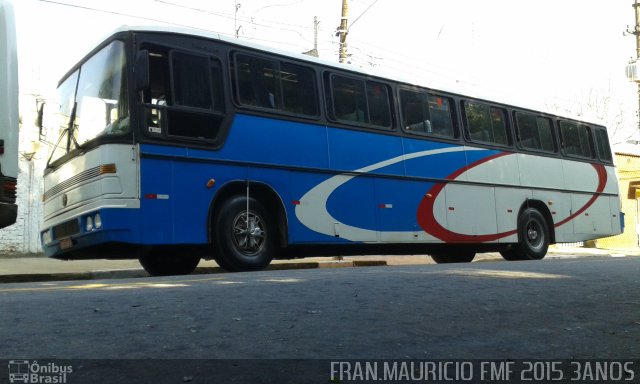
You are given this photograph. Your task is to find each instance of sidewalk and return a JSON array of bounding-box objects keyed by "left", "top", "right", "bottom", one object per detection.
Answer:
[{"left": 0, "top": 246, "right": 637, "bottom": 284}]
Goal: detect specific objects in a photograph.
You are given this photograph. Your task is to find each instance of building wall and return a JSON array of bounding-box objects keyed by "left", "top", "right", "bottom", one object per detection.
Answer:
[
  {"left": 596, "top": 153, "right": 640, "bottom": 249},
  {"left": 0, "top": 95, "right": 46, "bottom": 255}
]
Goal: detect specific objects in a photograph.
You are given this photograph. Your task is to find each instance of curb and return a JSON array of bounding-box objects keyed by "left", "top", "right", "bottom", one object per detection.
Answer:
[
  {"left": 0, "top": 272, "right": 95, "bottom": 284},
  {"left": 3, "top": 250, "right": 636, "bottom": 285},
  {"left": 0, "top": 259, "right": 389, "bottom": 284}
]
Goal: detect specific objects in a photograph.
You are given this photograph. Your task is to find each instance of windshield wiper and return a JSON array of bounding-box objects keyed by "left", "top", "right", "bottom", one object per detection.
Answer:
[
  {"left": 46, "top": 102, "right": 80, "bottom": 167},
  {"left": 67, "top": 101, "right": 83, "bottom": 151},
  {"left": 69, "top": 124, "right": 82, "bottom": 151},
  {"left": 46, "top": 127, "right": 69, "bottom": 167}
]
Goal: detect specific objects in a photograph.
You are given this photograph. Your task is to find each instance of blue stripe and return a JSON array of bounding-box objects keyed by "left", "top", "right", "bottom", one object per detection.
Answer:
[{"left": 136, "top": 114, "right": 491, "bottom": 244}]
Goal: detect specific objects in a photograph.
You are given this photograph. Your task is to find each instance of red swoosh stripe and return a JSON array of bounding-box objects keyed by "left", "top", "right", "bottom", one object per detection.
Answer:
[
  {"left": 554, "top": 163, "right": 607, "bottom": 227},
  {"left": 416, "top": 154, "right": 607, "bottom": 243}
]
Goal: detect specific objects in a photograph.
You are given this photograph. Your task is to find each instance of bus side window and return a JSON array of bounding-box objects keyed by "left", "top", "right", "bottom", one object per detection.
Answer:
[
  {"left": 281, "top": 62, "right": 318, "bottom": 116},
  {"left": 400, "top": 89, "right": 430, "bottom": 133},
  {"left": 427, "top": 95, "right": 454, "bottom": 138},
  {"left": 144, "top": 46, "right": 171, "bottom": 134},
  {"left": 515, "top": 112, "right": 555, "bottom": 153},
  {"left": 559, "top": 121, "right": 593, "bottom": 159},
  {"left": 332, "top": 75, "right": 367, "bottom": 123},
  {"left": 168, "top": 51, "right": 224, "bottom": 140},
  {"left": 595, "top": 127, "right": 613, "bottom": 162},
  {"left": 142, "top": 44, "right": 225, "bottom": 141},
  {"left": 147, "top": 48, "right": 171, "bottom": 106},
  {"left": 330, "top": 74, "right": 391, "bottom": 129},
  {"left": 367, "top": 82, "right": 391, "bottom": 127},
  {"left": 465, "top": 101, "right": 509, "bottom": 146},
  {"left": 234, "top": 54, "right": 318, "bottom": 117},
  {"left": 236, "top": 54, "right": 279, "bottom": 109},
  {"left": 171, "top": 51, "right": 213, "bottom": 109},
  {"left": 536, "top": 117, "right": 555, "bottom": 152},
  {"left": 400, "top": 90, "right": 454, "bottom": 139}
]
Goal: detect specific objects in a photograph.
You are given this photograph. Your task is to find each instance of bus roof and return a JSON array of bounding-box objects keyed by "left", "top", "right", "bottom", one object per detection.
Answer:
[
  {"left": 86, "top": 24, "right": 377, "bottom": 79},
  {"left": 73, "top": 24, "right": 602, "bottom": 126}
]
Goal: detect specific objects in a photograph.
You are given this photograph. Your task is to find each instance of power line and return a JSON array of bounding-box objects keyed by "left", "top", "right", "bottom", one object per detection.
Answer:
[
  {"left": 34, "top": 0, "right": 314, "bottom": 48},
  {"left": 36, "top": 0, "right": 555, "bottom": 100},
  {"left": 349, "top": 0, "right": 381, "bottom": 31},
  {"left": 154, "top": 0, "right": 315, "bottom": 31},
  {"left": 253, "top": 0, "right": 306, "bottom": 14},
  {"left": 36, "top": 0, "right": 195, "bottom": 28}
]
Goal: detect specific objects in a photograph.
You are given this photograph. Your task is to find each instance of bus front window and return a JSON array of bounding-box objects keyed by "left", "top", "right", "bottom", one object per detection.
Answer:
[
  {"left": 48, "top": 40, "right": 129, "bottom": 167},
  {"left": 47, "top": 70, "right": 78, "bottom": 166}
]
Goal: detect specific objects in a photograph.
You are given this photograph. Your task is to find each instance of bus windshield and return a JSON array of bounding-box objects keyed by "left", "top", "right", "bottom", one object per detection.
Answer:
[{"left": 48, "top": 40, "right": 129, "bottom": 166}]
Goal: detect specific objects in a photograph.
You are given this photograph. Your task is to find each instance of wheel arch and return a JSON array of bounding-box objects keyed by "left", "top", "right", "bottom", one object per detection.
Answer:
[
  {"left": 518, "top": 199, "right": 555, "bottom": 244},
  {"left": 208, "top": 180, "right": 289, "bottom": 249}
]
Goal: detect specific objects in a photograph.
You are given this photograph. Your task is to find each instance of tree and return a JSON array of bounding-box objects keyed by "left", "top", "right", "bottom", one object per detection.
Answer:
[{"left": 545, "top": 82, "right": 637, "bottom": 145}]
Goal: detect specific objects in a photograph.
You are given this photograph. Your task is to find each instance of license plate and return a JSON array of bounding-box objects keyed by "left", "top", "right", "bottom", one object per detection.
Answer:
[{"left": 59, "top": 238, "right": 73, "bottom": 250}]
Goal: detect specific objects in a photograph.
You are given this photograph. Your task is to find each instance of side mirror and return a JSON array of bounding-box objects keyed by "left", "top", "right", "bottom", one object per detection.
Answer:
[
  {"left": 35, "top": 99, "right": 45, "bottom": 140},
  {"left": 134, "top": 50, "right": 150, "bottom": 91}
]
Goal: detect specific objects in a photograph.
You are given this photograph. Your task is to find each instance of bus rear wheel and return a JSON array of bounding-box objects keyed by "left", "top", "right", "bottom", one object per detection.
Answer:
[
  {"left": 499, "top": 249, "right": 521, "bottom": 261},
  {"left": 139, "top": 253, "right": 201, "bottom": 276},
  {"left": 213, "top": 196, "right": 276, "bottom": 272},
  {"left": 502, "top": 207, "right": 550, "bottom": 261},
  {"left": 430, "top": 251, "right": 475, "bottom": 263}
]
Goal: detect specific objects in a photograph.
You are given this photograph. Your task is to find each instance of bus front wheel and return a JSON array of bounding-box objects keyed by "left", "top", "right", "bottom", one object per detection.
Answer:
[
  {"left": 139, "top": 253, "right": 201, "bottom": 276},
  {"left": 213, "top": 196, "right": 276, "bottom": 272}
]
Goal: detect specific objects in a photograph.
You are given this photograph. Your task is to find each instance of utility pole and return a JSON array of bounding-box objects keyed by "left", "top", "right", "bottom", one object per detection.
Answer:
[
  {"left": 636, "top": 0, "right": 640, "bottom": 129},
  {"left": 337, "top": 0, "right": 349, "bottom": 63},
  {"left": 303, "top": 17, "right": 320, "bottom": 57},
  {"left": 631, "top": 0, "right": 640, "bottom": 58},
  {"left": 234, "top": 1, "right": 242, "bottom": 38},
  {"left": 313, "top": 16, "right": 319, "bottom": 55},
  {"left": 626, "top": 0, "right": 640, "bottom": 129}
]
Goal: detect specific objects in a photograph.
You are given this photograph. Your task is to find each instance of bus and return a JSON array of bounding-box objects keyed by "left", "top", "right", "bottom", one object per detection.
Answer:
[
  {"left": 0, "top": 0, "right": 18, "bottom": 230},
  {"left": 8, "top": 360, "right": 29, "bottom": 383},
  {"left": 39, "top": 26, "right": 622, "bottom": 275}
]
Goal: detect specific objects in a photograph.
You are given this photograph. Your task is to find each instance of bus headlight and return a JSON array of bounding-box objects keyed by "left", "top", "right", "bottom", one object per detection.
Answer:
[
  {"left": 94, "top": 213, "right": 102, "bottom": 229},
  {"left": 42, "top": 230, "right": 52, "bottom": 246},
  {"left": 86, "top": 216, "right": 94, "bottom": 232}
]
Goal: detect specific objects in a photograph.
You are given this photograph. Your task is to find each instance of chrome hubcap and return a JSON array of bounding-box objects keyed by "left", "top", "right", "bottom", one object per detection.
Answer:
[
  {"left": 526, "top": 220, "right": 543, "bottom": 250},
  {"left": 232, "top": 210, "right": 266, "bottom": 256}
]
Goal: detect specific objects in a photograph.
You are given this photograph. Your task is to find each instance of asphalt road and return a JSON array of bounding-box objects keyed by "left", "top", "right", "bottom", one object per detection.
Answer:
[{"left": 0, "top": 256, "right": 638, "bottom": 383}]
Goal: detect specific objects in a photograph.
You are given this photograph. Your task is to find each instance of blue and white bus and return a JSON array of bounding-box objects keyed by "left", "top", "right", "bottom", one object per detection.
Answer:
[
  {"left": 39, "top": 26, "right": 622, "bottom": 275},
  {"left": 0, "top": 0, "right": 18, "bottom": 230}
]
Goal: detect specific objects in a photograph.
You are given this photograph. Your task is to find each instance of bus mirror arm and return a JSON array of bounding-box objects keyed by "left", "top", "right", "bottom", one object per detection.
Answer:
[
  {"left": 134, "top": 50, "right": 150, "bottom": 91},
  {"left": 35, "top": 99, "right": 45, "bottom": 141}
]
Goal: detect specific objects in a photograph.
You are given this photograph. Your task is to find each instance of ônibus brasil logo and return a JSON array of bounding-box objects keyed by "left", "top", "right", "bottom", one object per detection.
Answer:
[{"left": 8, "top": 360, "right": 73, "bottom": 383}]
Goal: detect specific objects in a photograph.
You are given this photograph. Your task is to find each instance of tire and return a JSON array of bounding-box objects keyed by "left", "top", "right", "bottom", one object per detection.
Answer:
[
  {"left": 430, "top": 251, "right": 475, "bottom": 264},
  {"left": 507, "top": 207, "right": 550, "bottom": 261},
  {"left": 499, "top": 249, "right": 521, "bottom": 261},
  {"left": 212, "top": 196, "right": 276, "bottom": 272},
  {"left": 139, "top": 252, "right": 201, "bottom": 276}
]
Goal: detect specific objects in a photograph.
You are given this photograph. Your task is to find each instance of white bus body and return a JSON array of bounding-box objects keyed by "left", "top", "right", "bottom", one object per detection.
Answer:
[{"left": 0, "top": 0, "right": 18, "bottom": 229}]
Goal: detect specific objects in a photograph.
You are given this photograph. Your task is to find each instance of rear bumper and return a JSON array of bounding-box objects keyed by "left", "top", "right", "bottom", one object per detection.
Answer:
[{"left": 0, "top": 201, "right": 17, "bottom": 229}]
